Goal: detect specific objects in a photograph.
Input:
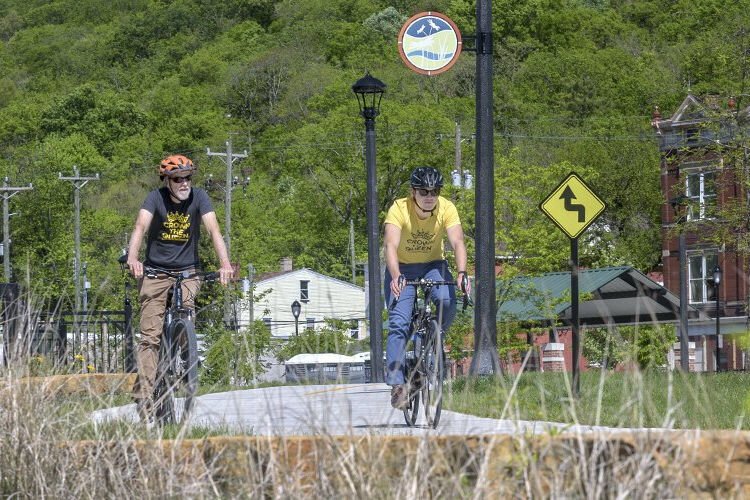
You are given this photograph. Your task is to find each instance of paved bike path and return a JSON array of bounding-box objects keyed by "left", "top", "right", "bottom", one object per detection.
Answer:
[{"left": 92, "top": 383, "right": 618, "bottom": 436}]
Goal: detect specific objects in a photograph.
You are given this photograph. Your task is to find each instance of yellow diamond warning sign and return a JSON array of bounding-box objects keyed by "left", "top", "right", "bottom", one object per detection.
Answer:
[{"left": 540, "top": 173, "right": 606, "bottom": 239}]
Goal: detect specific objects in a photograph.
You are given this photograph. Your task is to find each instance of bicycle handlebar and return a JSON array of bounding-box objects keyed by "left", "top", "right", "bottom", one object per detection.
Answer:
[
  {"left": 117, "top": 254, "right": 219, "bottom": 282},
  {"left": 143, "top": 266, "right": 219, "bottom": 282},
  {"left": 389, "top": 277, "right": 473, "bottom": 311}
]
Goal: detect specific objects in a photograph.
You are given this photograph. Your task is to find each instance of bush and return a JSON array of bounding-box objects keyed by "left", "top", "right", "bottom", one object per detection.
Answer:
[
  {"left": 276, "top": 320, "right": 356, "bottom": 362},
  {"left": 201, "top": 320, "right": 272, "bottom": 386}
]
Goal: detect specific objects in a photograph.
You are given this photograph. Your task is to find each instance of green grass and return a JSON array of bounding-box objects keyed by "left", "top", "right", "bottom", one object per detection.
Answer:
[{"left": 444, "top": 370, "right": 750, "bottom": 430}]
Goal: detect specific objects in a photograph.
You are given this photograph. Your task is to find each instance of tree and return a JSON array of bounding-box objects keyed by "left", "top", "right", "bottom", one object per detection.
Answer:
[
  {"left": 275, "top": 321, "right": 357, "bottom": 362},
  {"left": 202, "top": 320, "right": 273, "bottom": 386}
]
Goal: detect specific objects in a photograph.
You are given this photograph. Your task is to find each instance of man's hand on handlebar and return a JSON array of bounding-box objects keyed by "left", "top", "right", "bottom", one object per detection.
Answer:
[
  {"left": 218, "top": 261, "right": 234, "bottom": 286},
  {"left": 390, "top": 274, "right": 406, "bottom": 299},
  {"left": 119, "top": 253, "right": 144, "bottom": 279},
  {"left": 458, "top": 271, "right": 471, "bottom": 296}
]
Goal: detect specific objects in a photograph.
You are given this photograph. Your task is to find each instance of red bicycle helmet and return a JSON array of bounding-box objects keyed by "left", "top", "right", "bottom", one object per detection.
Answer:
[{"left": 159, "top": 154, "right": 195, "bottom": 178}]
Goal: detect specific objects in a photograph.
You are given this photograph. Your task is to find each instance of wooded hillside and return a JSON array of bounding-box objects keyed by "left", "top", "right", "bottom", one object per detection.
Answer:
[{"left": 1, "top": 0, "right": 747, "bottom": 309}]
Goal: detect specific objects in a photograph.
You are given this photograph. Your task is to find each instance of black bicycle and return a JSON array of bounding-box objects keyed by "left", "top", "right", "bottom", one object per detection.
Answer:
[
  {"left": 119, "top": 255, "right": 217, "bottom": 425},
  {"left": 399, "top": 278, "right": 470, "bottom": 428}
]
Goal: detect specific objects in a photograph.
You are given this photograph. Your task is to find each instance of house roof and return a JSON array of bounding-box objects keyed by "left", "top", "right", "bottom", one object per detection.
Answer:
[
  {"left": 255, "top": 267, "right": 364, "bottom": 292},
  {"left": 497, "top": 266, "right": 704, "bottom": 326}
]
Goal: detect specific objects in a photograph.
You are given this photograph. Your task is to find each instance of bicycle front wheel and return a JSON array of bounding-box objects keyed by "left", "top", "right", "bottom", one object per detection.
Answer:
[
  {"left": 403, "top": 335, "right": 421, "bottom": 427},
  {"left": 422, "top": 319, "right": 445, "bottom": 428},
  {"left": 154, "top": 319, "right": 199, "bottom": 426}
]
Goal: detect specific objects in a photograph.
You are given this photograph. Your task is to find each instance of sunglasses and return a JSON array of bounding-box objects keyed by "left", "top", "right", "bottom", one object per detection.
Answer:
[
  {"left": 416, "top": 188, "right": 440, "bottom": 197},
  {"left": 170, "top": 176, "right": 192, "bottom": 184}
]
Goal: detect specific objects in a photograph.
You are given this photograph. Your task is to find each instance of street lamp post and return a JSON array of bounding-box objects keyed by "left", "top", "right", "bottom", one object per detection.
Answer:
[
  {"left": 670, "top": 196, "right": 690, "bottom": 371},
  {"left": 291, "top": 300, "right": 301, "bottom": 336},
  {"left": 713, "top": 265, "right": 722, "bottom": 372},
  {"left": 352, "top": 73, "right": 386, "bottom": 383}
]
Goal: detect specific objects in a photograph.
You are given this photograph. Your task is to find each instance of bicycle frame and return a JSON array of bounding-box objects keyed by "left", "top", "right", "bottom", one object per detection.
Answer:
[
  {"left": 400, "top": 278, "right": 464, "bottom": 428},
  {"left": 403, "top": 277, "right": 468, "bottom": 340},
  {"left": 143, "top": 266, "right": 217, "bottom": 425},
  {"left": 143, "top": 267, "right": 209, "bottom": 322}
]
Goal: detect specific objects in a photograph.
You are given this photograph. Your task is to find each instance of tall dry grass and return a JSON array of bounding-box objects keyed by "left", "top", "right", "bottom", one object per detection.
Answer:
[{"left": 0, "top": 363, "right": 733, "bottom": 498}]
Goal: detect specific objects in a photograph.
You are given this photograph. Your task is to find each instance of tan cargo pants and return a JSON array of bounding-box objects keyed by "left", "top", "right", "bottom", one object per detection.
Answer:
[{"left": 132, "top": 272, "right": 201, "bottom": 403}]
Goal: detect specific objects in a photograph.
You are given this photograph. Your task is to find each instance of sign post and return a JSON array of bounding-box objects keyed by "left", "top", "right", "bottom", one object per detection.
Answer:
[{"left": 540, "top": 173, "right": 605, "bottom": 397}]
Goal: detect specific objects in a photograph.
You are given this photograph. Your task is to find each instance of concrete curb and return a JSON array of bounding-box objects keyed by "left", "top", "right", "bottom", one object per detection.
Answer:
[{"left": 63, "top": 432, "right": 750, "bottom": 495}]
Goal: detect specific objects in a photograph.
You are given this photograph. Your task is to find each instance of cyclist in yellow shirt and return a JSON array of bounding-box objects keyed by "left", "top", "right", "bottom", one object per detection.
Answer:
[{"left": 383, "top": 166, "right": 470, "bottom": 409}]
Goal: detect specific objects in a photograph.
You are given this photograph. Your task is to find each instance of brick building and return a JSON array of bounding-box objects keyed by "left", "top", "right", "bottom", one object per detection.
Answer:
[{"left": 652, "top": 94, "right": 750, "bottom": 371}]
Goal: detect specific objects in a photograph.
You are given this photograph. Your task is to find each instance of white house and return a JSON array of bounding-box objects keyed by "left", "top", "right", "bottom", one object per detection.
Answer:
[{"left": 239, "top": 261, "right": 367, "bottom": 340}]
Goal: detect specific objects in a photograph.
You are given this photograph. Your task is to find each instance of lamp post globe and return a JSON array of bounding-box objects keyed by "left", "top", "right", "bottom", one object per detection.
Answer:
[
  {"left": 352, "top": 72, "right": 386, "bottom": 121},
  {"left": 291, "top": 300, "right": 301, "bottom": 337}
]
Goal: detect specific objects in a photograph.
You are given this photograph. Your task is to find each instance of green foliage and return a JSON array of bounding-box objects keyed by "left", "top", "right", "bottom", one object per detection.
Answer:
[
  {"left": 2, "top": 0, "right": 750, "bottom": 335},
  {"left": 583, "top": 327, "right": 627, "bottom": 369},
  {"left": 631, "top": 325, "right": 674, "bottom": 369},
  {"left": 583, "top": 325, "right": 675, "bottom": 369},
  {"left": 445, "top": 308, "right": 472, "bottom": 361},
  {"left": 276, "top": 321, "right": 357, "bottom": 362},
  {"left": 40, "top": 85, "right": 148, "bottom": 157},
  {"left": 201, "top": 321, "right": 273, "bottom": 386}
]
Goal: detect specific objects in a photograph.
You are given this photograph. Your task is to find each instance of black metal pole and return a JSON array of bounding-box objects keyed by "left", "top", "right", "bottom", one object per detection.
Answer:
[
  {"left": 571, "top": 238, "right": 580, "bottom": 397},
  {"left": 679, "top": 232, "right": 689, "bottom": 371},
  {"left": 295, "top": 318, "right": 299, "bottom": 337},
  {"left": 364, "top": 114, "right": 384, "bottom": 383},
  {"left": 124, "top": 280, "right": 135, "bottom": 372},
  {"left": 716, "top": 281, "right": 720, "bottom": 372},
  {"left": 469, "top": 0, "right": 501, "bottom": 376}
]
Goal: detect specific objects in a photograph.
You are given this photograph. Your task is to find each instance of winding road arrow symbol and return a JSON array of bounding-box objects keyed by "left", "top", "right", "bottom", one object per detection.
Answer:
[{"left": 560, "top": 186, "right": 585, "bottom": 222}]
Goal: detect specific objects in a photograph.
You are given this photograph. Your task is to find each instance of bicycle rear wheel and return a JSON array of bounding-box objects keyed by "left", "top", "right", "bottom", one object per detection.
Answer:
[
  {"left": 403, "top": 336, "right": 421, "bottom": 426},
  {"left": 153, "top": 319, "right": 199, "bottom": 426},
  {"left": 422, "top": 319, "right": 445, "bottom": 428}
]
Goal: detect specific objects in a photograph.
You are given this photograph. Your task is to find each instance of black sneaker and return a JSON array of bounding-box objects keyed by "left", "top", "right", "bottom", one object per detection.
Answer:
[{"left": 390, "top": 385, "right": 407, "bottom": 410}]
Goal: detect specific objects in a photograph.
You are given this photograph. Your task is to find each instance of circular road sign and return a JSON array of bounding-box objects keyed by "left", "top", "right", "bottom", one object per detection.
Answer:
[{"left": 398, "top": 12, "right": 462, "bottom": 76}]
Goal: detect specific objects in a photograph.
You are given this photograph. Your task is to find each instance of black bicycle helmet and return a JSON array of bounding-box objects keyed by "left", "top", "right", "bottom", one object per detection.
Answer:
[{"left": 410, "top": 167, "right": 444, "bottom": 189}]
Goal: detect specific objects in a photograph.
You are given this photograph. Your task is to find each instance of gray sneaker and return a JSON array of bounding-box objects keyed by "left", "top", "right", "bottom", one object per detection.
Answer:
[{"left": 390, "top": 385, "right": 407, "bottom": 410}]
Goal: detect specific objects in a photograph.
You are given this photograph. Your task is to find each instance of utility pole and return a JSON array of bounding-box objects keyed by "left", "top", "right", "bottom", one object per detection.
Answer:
[
  {"left": 82, "top": 262, "right": 89, "bottom": 312},
  {"left": 350, "top": 219, "right": 356, "bottom": 284},
  {"left": 246, "top": 263, "right": 255, "bottom": 327},
  {"left": 455, "top": 121, "right": 462, "bottom": 173},
  {"left": 207, "top": 138, "right": 248, "bottom": 257},
  {"left": 0, "top": 178, "right": 33, "bottom": 282},
  {"left": 207, "top": 139, "right": 248, "bottom": 329},
  {"left": 59, "top": 166, "right": 100, "bottom": 312}
]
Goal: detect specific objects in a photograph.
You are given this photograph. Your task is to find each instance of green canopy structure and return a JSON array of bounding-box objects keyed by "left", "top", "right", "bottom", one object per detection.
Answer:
[{"left": 497, "top": 266, "right": 703, "bottom": 327}]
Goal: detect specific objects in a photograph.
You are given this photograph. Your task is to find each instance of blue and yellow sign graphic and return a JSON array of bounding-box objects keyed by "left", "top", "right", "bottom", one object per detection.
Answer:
[{"left": 398, "top": 12, "right": 462, "bottom": 76}]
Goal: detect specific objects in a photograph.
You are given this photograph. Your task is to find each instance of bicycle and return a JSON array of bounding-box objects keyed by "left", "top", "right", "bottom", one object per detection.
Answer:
[
  {"left": 399, "top": 278, "right": 470, "bottom": 428},
  {"left": 119, "top": 255, "right": 217, "bottom": 425}
]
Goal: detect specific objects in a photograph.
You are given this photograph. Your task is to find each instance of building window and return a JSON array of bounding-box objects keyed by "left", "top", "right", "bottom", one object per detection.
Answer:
[
  {"left": 688, "top": 251, "right": 718, "bottom": 303},
  {"left": 349, "top": 320, "right": 359, "bottom": 339},
  {"left": 306, "top": 317, "right": 315, "bottom": 330},
  {"left": 685, "top": 170, "right": 716, "bottom": 220},
  {"left": 685, "top": 127, "right": 700, "bottom": 146},
  {"left": 300, "top": 280, "right": 310, "bottom": 302}
]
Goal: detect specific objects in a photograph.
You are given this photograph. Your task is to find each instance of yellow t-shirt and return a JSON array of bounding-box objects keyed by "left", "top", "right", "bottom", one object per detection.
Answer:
[{"left": 384, "top": 196, "right": 461, "bottom": 264}]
